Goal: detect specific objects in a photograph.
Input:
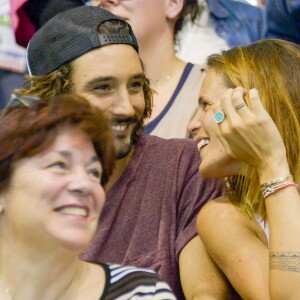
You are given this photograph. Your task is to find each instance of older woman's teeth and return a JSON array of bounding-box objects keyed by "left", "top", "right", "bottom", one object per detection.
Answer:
[
  {"left": 111, "top": 124, "right": 127, "bottom": 131},
  {"left": 59, "top": 207, "right": 88, "bottom": 217},
  {"left": 197, "top": 139, "right": 210, "bottom": 151}
]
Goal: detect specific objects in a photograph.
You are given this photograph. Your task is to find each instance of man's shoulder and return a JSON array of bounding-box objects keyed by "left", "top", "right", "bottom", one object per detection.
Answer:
[
  {"left": 131, "top": 135, "right": 200, "bottom": 170},
  {"left": 138, "top": 134, "right": 198, "bottom": 152}
]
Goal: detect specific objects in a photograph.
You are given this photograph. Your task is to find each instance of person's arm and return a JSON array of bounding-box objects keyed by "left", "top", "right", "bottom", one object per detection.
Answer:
[
  {"left": 179, "top": 235, "right": 237, "bottom": 299},
  {"left": 197, "top": 198, "right": 270, "bottom": 299},
  {"left": 263, "top": 170, "right": 300, "bottom": 299},
  {"left": 216, "top": 87, "right": 300, "bottom": 299},
  {"left": 174, "top": 140, "right": 226, "bottom": 299}
]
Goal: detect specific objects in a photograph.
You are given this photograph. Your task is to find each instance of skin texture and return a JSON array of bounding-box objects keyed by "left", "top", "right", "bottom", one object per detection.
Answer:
[
  {"left": 0, "top": 127, "right": 107, "bottom": 299},
  {"left": 179, "top": 236, "right": 239, "bottom": 300}
]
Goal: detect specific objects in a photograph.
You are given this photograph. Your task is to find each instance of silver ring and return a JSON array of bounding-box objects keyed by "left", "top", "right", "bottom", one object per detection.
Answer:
[
  {"left": 214, "top": 111, "right": 225, "bottom": 124},
  {"left": 234, "top": 103, "right": 246, "bottom": 111}
]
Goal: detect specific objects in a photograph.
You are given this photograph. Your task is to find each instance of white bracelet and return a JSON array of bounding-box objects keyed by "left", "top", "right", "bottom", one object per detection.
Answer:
[{"left": 261, "top": 174, "right": 293, "bottom": 190}]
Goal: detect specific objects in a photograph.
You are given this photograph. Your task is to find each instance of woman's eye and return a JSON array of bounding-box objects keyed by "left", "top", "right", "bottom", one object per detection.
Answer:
[
  {"left": 89, "top": 169, "right": 102, "bottom": 181},
  {"left": 48, "top": 161, "right": 67, "bottom": 169},
  {"left": 199, "top": 101, "right": 210, "bottom": 111}
]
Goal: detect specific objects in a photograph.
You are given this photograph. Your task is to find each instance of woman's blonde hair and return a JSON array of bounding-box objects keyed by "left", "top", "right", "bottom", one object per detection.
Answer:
[{"left": 207, "top": 39, "right": 300, "bottom": 219}]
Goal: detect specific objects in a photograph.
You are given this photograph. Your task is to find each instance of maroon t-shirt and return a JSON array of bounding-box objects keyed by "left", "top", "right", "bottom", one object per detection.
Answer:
[{"left": 81, "top": 134, "right": 222, "bottom": 299}]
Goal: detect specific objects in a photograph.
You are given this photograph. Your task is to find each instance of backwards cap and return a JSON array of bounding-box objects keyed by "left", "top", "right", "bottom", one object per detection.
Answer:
[{"left": 27, "top": 6, "right": 139, "bottom": 76}]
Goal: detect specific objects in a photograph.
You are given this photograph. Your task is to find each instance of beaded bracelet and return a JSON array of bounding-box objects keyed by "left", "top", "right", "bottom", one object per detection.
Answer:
[
  {"left": 260, "top": 174, "right": 293, "bottom": 190},
  {"left": 262, "top": 182, "right": 298, "bottom": 199},
  {"left": 261, "top": 174, "right": 298, "bottom": 199}
]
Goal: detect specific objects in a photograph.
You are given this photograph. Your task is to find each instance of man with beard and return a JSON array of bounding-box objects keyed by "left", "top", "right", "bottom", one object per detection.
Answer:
[{"left": 20, "top": 6, "right": 227, "bottom": 300}]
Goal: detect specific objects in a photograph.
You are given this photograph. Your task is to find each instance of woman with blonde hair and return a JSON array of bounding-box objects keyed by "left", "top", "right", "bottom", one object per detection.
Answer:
[{"left": 188, "top": 39, "right": 300, "bottom": 299}]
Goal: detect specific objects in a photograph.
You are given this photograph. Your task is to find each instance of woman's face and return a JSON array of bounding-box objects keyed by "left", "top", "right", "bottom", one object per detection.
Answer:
[
  {"left": 0, "top": 126, "right": 105, "bottom": 251},
  {"left": 188, "top": 69, "right": 240, "bottom": 178}
]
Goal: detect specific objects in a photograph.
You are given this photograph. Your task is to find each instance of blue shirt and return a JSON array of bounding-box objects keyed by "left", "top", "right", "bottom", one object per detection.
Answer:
[
  {"left": 265, "top": 0, "right": 300, "bottom": 44},
  {"left": 207, "top": 0, "right": 266, "bottom": 47}
]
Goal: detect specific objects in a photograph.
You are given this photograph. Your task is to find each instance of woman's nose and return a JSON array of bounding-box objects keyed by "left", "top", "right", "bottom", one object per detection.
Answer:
[
  {"left": 67, "top": 170, "right": 93, "bottom": 197},
  {"left": 187, "top": 109, "right": 202, "bottom": 136}
]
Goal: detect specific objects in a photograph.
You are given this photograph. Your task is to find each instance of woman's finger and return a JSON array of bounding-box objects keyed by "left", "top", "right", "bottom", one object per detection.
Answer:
[
  {"left": 248, "top": 89, "right": 266, "bottom": 114},
  {"left": 220, "top": 88, "right": 236, "bottom": 122},
  {"left": 231, "top": 87, "right": 250, "bottom": 118}
]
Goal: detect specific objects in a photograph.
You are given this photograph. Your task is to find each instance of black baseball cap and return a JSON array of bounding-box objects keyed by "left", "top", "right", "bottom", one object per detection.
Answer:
[{"left": 26, "top": 6, "right": 139, "bottom": 76}]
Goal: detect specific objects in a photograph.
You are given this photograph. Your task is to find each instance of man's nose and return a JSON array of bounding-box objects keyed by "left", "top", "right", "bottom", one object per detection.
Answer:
[{"left": 111, "top": 87, "right": 135, "bottom": 117}]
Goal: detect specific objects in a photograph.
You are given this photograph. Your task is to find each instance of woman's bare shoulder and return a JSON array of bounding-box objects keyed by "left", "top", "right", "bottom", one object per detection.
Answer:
[{"left": 197, "top": 196, "right": 268, "bottom": 246}]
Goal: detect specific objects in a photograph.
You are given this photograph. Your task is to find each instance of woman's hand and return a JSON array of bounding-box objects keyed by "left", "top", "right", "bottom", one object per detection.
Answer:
[{"left": 214, "top": 87, "right": 287, "bottom": 174}]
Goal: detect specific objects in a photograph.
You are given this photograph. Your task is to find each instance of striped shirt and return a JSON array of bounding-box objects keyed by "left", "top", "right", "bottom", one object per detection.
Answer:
[{"left": 100, "top": 263, "right": 177, "bottom": 300}]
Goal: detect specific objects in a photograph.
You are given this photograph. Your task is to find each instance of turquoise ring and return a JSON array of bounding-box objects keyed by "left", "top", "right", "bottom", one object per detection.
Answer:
[{"left": 214, "top": 111, "right": 225, "bottom": 124}]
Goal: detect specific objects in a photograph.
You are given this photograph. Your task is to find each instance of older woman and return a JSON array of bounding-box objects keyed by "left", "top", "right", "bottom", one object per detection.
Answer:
[
  {"left": 0, "top": 93, "right": 176, "bottom": 299},
  {"left": 188, "top": 39, "right": 300, "bottom": 299}
]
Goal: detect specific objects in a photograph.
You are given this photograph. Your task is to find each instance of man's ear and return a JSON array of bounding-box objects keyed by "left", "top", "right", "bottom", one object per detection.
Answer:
[{"left": 165, "top": 0, "right": 184, "bottom": 19}]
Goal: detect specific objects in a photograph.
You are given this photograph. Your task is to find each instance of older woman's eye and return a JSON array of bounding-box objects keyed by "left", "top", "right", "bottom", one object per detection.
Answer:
[
  {"left": 89, "top": 168, "right": 102, "bottom": 181},
  {"left": 48, "top": 161, "right": 67, "bottom": 169}
]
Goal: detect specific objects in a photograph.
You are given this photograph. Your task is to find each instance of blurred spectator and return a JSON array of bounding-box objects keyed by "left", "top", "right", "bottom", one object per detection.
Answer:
[
  {"left": 264, "top": 0, "right": 300, "bottom": 43},
  {"left": 177, "top": 0, "right": 266, "bottom": 65},
  {"left": 0, "top": 0, "right": 26, "bottom": 108}
]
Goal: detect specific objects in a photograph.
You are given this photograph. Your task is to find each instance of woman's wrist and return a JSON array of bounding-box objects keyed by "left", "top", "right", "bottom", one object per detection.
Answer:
[{"left": 257, "top": 159, "right": 290, "bottom": 185}]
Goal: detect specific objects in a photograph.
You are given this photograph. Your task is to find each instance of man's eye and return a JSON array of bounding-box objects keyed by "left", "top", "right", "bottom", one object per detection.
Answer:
[
  {"left": 129, "top": 81, "right": 143, "bottom": 91},
  {"left": 96, "top": 84, "right": 113, "bottom": 93}
]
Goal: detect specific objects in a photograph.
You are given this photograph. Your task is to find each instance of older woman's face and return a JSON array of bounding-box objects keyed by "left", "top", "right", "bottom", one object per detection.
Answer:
[{"left": 0, "top": 126, "right": 105, "bottom": 250}]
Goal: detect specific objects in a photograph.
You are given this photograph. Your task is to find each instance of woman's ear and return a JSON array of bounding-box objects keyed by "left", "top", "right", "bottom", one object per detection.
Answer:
[{"left": 166, "top": 0, "right": 184, "bottom": 19}]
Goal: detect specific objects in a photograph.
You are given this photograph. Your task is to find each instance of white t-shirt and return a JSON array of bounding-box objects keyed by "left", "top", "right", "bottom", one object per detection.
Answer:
[{"left": 176, "top": 2, "right": 229, "bottom": 65}]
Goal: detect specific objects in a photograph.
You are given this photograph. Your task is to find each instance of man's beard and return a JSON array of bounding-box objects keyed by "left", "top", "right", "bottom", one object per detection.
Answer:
[{"left": 112, "top": 115, "right": 143, "bottom": 160}]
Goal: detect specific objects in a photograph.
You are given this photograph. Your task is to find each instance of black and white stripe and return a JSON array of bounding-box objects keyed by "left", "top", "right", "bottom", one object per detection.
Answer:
[{"left": 101, "top": 264, "right": 177, "bottom": 300}]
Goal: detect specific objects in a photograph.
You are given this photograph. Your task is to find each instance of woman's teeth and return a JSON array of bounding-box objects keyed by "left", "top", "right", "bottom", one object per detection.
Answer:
[
  {"left": 197, "top": 139, "right": 210, "bottom": 151},
  {"left": 58, "top": 207, "right": 88, "bottom": 217}
]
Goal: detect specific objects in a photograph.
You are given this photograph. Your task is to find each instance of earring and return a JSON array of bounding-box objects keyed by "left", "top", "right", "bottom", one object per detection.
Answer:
[{"left": 168, "top": 10, "right": 177, "bottom": 18}]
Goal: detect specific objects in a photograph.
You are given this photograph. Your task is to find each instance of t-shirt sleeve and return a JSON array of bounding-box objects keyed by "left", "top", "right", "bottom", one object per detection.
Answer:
[
  {"left": 174, "top": 141, "right": 223, "bottom": 260},
  {"left": 152, "top": 280, "right": 178, "bottom": 300}
]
